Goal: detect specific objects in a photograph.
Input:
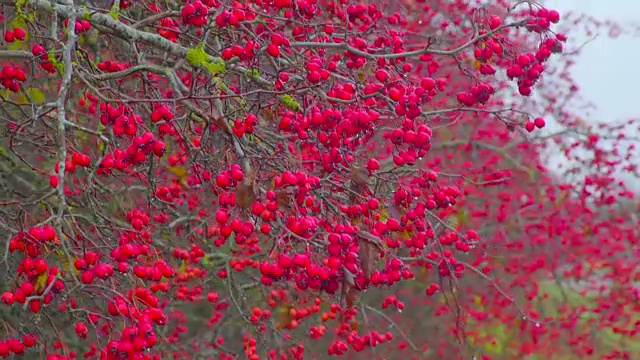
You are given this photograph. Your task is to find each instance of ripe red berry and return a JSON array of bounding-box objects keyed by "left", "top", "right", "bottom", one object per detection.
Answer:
[
  {"left": 81, "top": 270, "right": 95, "bottom": 284},
  {"left": 375, "top": 69, "right": 389, "bottom": 82},
  {"left": 1, "top": 292, "right": 14, "bottom": 305},
  {"left": 32, "top": 44, "right": 45, "bottom": 56},
  {"left": 368, "top": 198, "right": 380, "bottom": 210},
  {"left": 488, "top": 15, "right": 502, "bottom": 30},
  {"left": 4, "top": 30, "right": 14, "bottom": 43},
  {"left": 525, "top": 121, "right": 535, "bottom": 132},
  {"left": 216, "top": 173, "right": 231, "bottom": 187},
  {"left": 13, "top": 28, "right": 25, "bottom": 41},
  {"left": 267, "top": 44, "right": 280, "bottom": 57},
  {"left": 49, "top": 175, "right": 59, "bottom": 188},
  {"left": 275, "top": 254, "right": 292, "bottom": 269},
  {"left": 366, "top": 159, "right": 380, "bottom": 172},
  {"left": 547, "top": 10, "right": 560, "bottom": 23},
  {"left": 215, "top": 209, "right": 229, "bottom": 224},
  {"left": 75, "top": 322, "right": 88, "bottom": 338},
  {"left": 230, "top": 167, "right": 244, "bottom": 181},
  {"left": 420, "top": 77, "right": 436, "bottom": 91}
]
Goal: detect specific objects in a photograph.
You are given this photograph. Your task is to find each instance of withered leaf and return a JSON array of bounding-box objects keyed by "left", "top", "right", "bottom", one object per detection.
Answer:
[
  {"left": 274, "top": 303, "right": 293, "bottom": 329},
  {"left": 340, "top": 276, "right": 360, "bottom": 311},
  {"left": 359, "top": 241, "right": 377, "bottom": 279},
  {"left": 355, "top": 230, "right": 385, "bottom": 250},
  {"left": 350, "top": 164, "right": 369, "bottom": 188},
  {"left": 356, "top": 230, "right": 383, "bottom": 278},
  {"left": 235, "top": 170, "right": 257, "bottom": 209},
  {"left": 275, "top": 187, "right": 295, "bottom": 210},
  {"left": 235, "top": 180, "right": 256, "bottom": 209}
]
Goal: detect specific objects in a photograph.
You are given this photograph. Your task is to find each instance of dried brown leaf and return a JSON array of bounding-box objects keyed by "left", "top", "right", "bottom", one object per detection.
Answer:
[
  {"left": 350, "top": 164, "right": 369, "bottom": 187},
  {"left": 235, "top": 171, "right": 257, "bottom": 209},
  {"left": 355, "top": 230, "right": 385, "bottom": 250},
  {"left": 235, "top": 181, "right": 256, "bottom": 209},
  {"left": 275, "top": 189, "right": 292, "bottom": 210},
  {"left": 356, "top": 230, "right": 383, "bottom": 278},
  {"left": 360, "top": 241, "right": 377, "bottom": 279},
  {"left": 340, "top": 277, "right": 360, "bottom": 311}
]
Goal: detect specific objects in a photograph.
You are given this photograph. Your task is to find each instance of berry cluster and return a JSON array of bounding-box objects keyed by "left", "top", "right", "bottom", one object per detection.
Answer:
[
  {"left": 305, "top": 57, "right": 331, "bottom": 83},
  {"left": 181, "top": 1, "right": 210, "bottom": 27},
  {"left": 215, "top": 4, "right": 256, "bottom": 28},
  {"left": 526, "top": 7, "right": 561, "bottom": 33},
  {"left": 150, "top": 104, "right": 174, "bottom": 123},
  {"left": 31, "top": 44, "right": 56, "bottom": 73},
  {"left": 0, "top": 65, "right": 26, "bottom": 92},
  {"left": 456, "top": 83, "right": 496, "bottom": 106},
  {"left": 3, "top": 228, "right": 65, "bottom": 314},
  {"left": 157, "top": 17, "right": 180, "bottom": 42},
  {"left": 64, "top": 18, "right": 91, "bottom": 34},
  {"left": 507, "top": 37, "right": 565, "bottom": 96},
  {"left": 220, "top": 41, "right": 258, "bottom": 60},
  {"left": 3, "top": 28, "right": 26, "bottom": 43},
  {"left": 0, "top": 335, "right": 38, "bottom": 357},
  {"left": 232, "top": 113, "right": 258, "bottom": 137},
  {"left": 266, "top": 33, "right": 291, "bottom": 57},
  {"left": 97, "top": 60, "right": 128, "bottom": 73},
  {"left": 525, "top": 117, "right": 547, "bottom": 132}
]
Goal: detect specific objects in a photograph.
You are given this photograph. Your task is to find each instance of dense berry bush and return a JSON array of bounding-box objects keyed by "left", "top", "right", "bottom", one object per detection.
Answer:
[{"left": 0, "top": 0, "right": 638, "bottom": 359}]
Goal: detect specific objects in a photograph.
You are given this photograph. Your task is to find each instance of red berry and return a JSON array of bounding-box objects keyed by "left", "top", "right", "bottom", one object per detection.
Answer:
[
  {"left": 267, "top": 44, "right": 280, "bottom": 57},
  {"left": 420, "top": 77, "right": 436, "bottom": 90},
  {"left": 81, "top": 270, "right": 95, "bottom": 284},
  {"left": 278, "top": 254, "right": 293, "bottom": 269},
  {"left": 13, "top": 28, "right": 25, "bottom": 41},
  {"left": 366, "top": 159, "right": 380, "bottom": 172},
  {"left": 215, "top": 209, "right": 229, "bottom": 224},
  {"left": 375, "top": 69, "right": 389, "bottom": 82},
  {"left": 75, "top": 322, "right": 88, "bottom": 338},
  {"left": 488, "top": 15, "right": 502, "bottom": 30},
  {"left": 547, "top": 10, "right": 560, "bottom": 23},
  {"left": 4, "top": 31, "right": 14, "bottom": 43},
  {"left": 49, "top": 175, "right": 59, "bottom": 188},
  {"left": 525, "top": 121, "right": 535, "bottom": 132},
  {"left": 368, "top": 198, "right": 380, "bottom": 210},
  {"left": 1, "top": 292, "right": 14, "bottom": 305}
]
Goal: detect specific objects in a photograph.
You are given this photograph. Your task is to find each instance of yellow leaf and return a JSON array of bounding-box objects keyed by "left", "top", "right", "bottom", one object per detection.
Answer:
[
  {"left": 61, "top": 256, "right": 80, "bottom": 275},
  {"left": 8, "top": 40, "right": 27, "bottom": 51},
  {"left": 401, "top": 230, "right": 413, "bottom": 240},
  {"left": 378, "top": 208, "right": 390, "bottom": 222},
  {"left": 34, "top": 272, "right": 48, "bottom": 292},
  {"left": 27, "top": 88, "right": 46, "bottom": 104},
  {"left": 168, "top": 166, "right": 187, "bottom": 179},
  {"left": 10, "top": 17, "right": 27, "bottom": 30},
  {"left": 454, "top": 209, "right": 469, "bottom": 226},
  {"left": 275, "top": 304, "right": 293, "bottom": 329},
  {"left": 168, "top": 166, "right": 189, "bottom": 187}
]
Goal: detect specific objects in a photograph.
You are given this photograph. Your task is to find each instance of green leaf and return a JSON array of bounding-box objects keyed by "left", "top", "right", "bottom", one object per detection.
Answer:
[
  {"left": 186, "top": 44, "right": 225, "bottom": 75},
  {"left": 245, "top": 68, "right": 261, "bottom": 79},
  {"left": 8, "top": 40, "right": 27, "bottom": 51},
  {"left": 280, "top": 94, "right": 301, "bottom": 111}
]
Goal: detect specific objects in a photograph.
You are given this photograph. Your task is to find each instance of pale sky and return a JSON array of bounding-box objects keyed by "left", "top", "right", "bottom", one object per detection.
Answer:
[
  {"left": 545, "top": 0, "right": 640, "bottom": 121},
  {"left": 541, "top": 0, "right": 640, "bottom": 191}
]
